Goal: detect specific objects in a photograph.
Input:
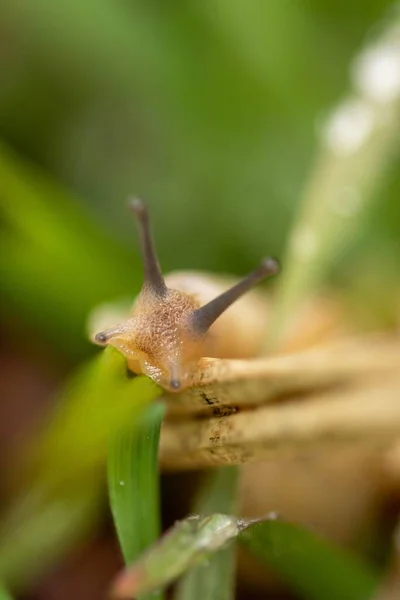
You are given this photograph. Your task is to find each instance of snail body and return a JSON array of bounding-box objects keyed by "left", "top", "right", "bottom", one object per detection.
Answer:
[{"left": 93, "top": 200, "right": 279, "bottom": 392}]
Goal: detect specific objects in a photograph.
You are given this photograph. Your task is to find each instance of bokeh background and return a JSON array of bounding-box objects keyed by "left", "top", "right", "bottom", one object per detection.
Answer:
[{"left": 1, "top": 1, "right": 400, "bottom": 599}]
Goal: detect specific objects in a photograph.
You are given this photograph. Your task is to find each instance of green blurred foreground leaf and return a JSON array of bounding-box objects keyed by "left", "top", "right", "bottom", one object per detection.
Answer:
[
  {"left": 31, "top": 347, "right": 161, "bottom": 485},
  {"left": 175, "top": 467, "right": 238, "bottom": 600},
  {"left": 0, "top": 347, "right": 161, "bottom": 590},
  {"left": 239, "top": 519, "right": 379, "bottom": 600},
  {"left": 0, "top": 586, "right": 14, "bottom": 600},
  {"left": 108, "top": 402, "right": 165, "bottom": 600},
  {"left": 0, "top": 482, "right": 101, "bottom": 591},
  {"left": 0, "top": 142, "right": 136, "bottom": 359}
]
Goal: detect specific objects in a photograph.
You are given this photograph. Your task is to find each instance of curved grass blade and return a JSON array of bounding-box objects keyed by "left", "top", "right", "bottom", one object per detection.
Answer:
[
  {"left": 111, "top": 513, "right": 241, "bottom": 599},
  {"left": 239, "top": 519, "right": 379, "bottom": 600},
  {"left": 0, "top": 142, "right": 136, "bottom": 358},
  {"left": 0, "top": 347, "right": 161, "bottom": 590},
  {"left": 268, "top": 15, "right": 400, "bottom": 349},
  {"left": 108, "top": 402, "right": 165, "bottom": 600},
  {"left": 175, "top": 467, "right": 238, "bottom": 600},
  {"left": 30, "top": 347, "right": 161, "bottom": 485}
]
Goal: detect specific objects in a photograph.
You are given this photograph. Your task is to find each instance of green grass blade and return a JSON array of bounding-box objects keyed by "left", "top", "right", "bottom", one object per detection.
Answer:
[
  {"left": 31, "top": 347, "right": 161, "bottom": 484},
  {"left": 108, "top": 402, "right": 165, "bottom": 600},
  {"left": 0, "top": 483, "right": 101, "bottom": 592},
  {"left": 175, "top": 467, "right": 238, "bottom": 600},
  {"left": 111, "top": 513, "right": 240, "bottom": 598},
  {"left": 268, "top": 15, "right": 400, "bottom": 348},
  {"left": 239, "top": 519, "right": 379, "bottom": 600},
  {"left": 0, "top": 586, "right": 14, "bottom": 600},
  {"left": 0, "top": 347, "right": 162, "bottom": 590},
  {"left": 0, "top": 143, "right": 136, "bottom": 358}
]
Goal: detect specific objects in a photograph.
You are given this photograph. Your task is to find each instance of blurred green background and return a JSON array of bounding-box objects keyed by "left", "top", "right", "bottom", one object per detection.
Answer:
[{"left": 1, "top": 0, "right": 399, "bottom": 367}]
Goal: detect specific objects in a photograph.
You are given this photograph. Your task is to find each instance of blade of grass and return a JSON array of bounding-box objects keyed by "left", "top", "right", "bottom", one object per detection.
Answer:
[
  {"left": 29, "top": 347, "right": 161, "bottom": 485},
  {"left": 267, "top": 15, "right": 400, "bottom": 349},
  {"left": 175, "top": 467, "right": 238, "bottom": 600},
  {"left": 108, "top": 402, "right": 165, "bottom": 600},
  {"left": 111, "top": 513, "right": 241, "bottom": 599},
  {"left": 0, "top": 586, "right": 14, "bottom": 600},
  {"left": 0, "top": 347, "right": 162, "bottom": 590},
  {"left": 239, "top": 519, "right": 380, "bottom": 600},
  {"left": 0, "top": 482, "right": 101, "bottom": 592},
  {"left": 0, "top": 142, "right": 137, "bottom": 358}
]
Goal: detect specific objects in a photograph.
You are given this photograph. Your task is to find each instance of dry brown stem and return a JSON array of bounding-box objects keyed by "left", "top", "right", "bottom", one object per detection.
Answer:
[{"left": 159, "top": 333, "right": 400, "bottom": 471}]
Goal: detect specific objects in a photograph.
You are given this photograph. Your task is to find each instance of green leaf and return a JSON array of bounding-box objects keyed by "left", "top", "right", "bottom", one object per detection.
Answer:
[
  {"left": 0, "top": 142, "right": 137, "bottom": 358},
  {"left": 111, "top": 513, "right": 241, "bottom": 599},
  {"left": 0, "top": 347, "right": 161, "bottom": 590},
  {"left": 108, "top": 402, "right": 165, "bottom": 600},
  {"left": 31, "top": 347, "right": 161, "bottom": 485},
  {"left": 0, "top": 586, "right": 14, "bottom": 600},
  {"left": 175, "top": 467, "right": 238, "bottom": 600},
  {"left": 239, "top": 519, "right": 380, "bottom": 600},
  {"left": 268, "top": 16, "right": 400, "bottom": 348},
  {"left": 0, "top": 483, "right": 101, "bottom": 592}
]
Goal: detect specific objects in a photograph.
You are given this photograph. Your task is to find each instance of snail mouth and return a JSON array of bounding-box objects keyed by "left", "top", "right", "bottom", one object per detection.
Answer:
[
  {"left": 169, "top": 378, "right": 182, "bottom": 391},
  {"left": 168, "top": 362, "right": 182, "bottom": 392}
]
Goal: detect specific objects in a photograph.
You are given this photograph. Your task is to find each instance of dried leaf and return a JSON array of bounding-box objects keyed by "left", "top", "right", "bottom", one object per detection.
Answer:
[
  {"left": 163, "top": 334, "right": 400, "bottom": 417},
  {"left": 160, "top": 334, "right": 400, "bottom": 471}
]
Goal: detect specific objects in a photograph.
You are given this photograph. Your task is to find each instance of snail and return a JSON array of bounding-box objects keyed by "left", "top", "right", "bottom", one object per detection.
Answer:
[{"left": 92, "top": 199, "right": 279, "bottom": 392}]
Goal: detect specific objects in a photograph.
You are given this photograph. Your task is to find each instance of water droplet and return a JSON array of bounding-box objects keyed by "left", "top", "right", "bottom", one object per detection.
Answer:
[
  {"left": 353, "top": 35, "right": 400, "bottom": 104},
  {"left": 291, "top": 227, "right": 318, "bottom": 261},
  {"left": 119, "top": 480, "right": 125, "bottom": 486},
  {"left": 323, "top": 99, "right": 374, "bottom": 155},
  {"left": 267, "top": 511, "right": 280, "bottom": 521}
]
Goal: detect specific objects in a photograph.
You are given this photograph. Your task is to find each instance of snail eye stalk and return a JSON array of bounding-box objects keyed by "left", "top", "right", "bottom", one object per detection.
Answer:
[
  {"left": 129, "top": 198, "right": 167, "bottom": 298},
  {"left": 189, "top": 258, "right": 280, "bottom": 336}
]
